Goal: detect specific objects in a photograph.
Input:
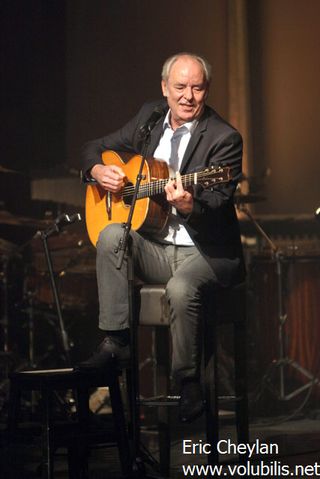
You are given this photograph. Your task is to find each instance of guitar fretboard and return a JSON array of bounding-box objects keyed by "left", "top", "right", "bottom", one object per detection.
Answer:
[{"left": 122, "top": 169, "right": 227, "bottom": 199}]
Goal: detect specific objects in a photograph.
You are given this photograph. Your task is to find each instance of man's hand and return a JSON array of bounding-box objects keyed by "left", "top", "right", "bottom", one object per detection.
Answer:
[
  {"left": 90, "top": 164, "right": 126, "bottom": 192},
  {"left": 165, "top": 172, "right": 193, "bottom": 215}
]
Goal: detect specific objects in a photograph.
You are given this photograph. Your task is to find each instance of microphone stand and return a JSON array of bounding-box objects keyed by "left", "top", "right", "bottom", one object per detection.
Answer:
[
  {"left": 38, "top": 213, "right": 81, "bottom": 366},
  {"left": 116, "top": 132, "right": 160, "bottom": 477}
]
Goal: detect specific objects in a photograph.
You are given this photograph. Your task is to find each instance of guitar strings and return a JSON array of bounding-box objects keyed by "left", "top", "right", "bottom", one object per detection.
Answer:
[{"left": 121, "top": 169, "right": 226, "bottom": 199}]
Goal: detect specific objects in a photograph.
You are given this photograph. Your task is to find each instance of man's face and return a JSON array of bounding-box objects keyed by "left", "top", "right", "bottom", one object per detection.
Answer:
[{"left": 161, "top": 56, "right": 209, "bottom": 130}]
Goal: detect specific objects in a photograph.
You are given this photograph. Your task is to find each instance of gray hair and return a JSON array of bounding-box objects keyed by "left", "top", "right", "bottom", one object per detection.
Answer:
[{"left": 161, "top": 52, "right": 212, "bottom": 83}]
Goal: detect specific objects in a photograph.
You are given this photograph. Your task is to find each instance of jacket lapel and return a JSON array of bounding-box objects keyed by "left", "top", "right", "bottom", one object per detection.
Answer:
[{"left": 147, "top": 100, "right": 169, "bottom": 155}]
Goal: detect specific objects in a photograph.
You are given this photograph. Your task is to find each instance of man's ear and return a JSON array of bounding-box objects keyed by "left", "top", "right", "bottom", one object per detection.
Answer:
[{"left": 161, "top": 80, "right": 168, "bottom": 97}]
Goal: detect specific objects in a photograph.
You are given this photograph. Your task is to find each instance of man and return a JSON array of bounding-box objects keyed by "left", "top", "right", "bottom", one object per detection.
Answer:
[{"left": 80, "top": 52, "right": 245, "bottom": 423}]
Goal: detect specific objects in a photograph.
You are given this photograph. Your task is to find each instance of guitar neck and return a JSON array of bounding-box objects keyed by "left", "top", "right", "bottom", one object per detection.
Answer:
[{"left": 123, "top": 172, "right": 198, "bottom": 200}]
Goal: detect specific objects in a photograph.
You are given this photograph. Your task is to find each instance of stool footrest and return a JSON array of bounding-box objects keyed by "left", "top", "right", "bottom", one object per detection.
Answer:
[
  {"left": 139, "top": 395, "right": 180, "bottom": 407},
  {"left": 219, "top": 395, "right": 237, "bottom": 401}
]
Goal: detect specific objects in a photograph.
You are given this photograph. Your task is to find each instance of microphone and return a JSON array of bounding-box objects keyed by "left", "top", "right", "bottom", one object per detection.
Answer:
[
  {"left": 138, "top": 105, "right": 166, "bottom": 139},
  {"left": 55, "top": 213, "right": 81, "bottom": 227},
  {"left": 43, "top": 212, "right": 82, "bottom": 237}
]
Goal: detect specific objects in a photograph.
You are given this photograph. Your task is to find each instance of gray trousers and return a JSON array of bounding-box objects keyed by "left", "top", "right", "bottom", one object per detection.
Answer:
[{"left": 96, "top": 223, "right": 218, "bottom": 385}]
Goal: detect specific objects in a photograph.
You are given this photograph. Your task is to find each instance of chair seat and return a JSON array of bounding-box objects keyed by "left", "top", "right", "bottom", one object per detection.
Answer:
[{"left": 138, "top": 282, "right": 247, "bottom": 325}]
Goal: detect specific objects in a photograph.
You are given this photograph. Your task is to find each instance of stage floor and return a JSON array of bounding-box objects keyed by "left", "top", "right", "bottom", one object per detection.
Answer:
[{"left": 1, "top": 404, "right": 320, "bottom": 478}]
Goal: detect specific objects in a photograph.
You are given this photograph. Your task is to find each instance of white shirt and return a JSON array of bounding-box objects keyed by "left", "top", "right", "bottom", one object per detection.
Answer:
[{"left": 152, "top": 110, "right": 198, "bottom": 245}]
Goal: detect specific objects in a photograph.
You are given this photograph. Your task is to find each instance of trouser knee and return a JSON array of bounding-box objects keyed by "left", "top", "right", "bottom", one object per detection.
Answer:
[
  {"left": 97, "top": 223, "right": 123, "bottom": 254},
  {"left": 166, "top": 277, "right": 198, "bottom": 317}
]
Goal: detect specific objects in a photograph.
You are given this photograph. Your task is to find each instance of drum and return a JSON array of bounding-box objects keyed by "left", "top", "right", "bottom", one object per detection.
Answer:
[
  {"left": 249, "top": 255, "right": 320, "bottom": 388},
  {"left": 286, "top": 257, "right": 320, "bottom": 376},
  {"left": 24, "top": 269, "right": 98, "bottom": 311},
  {"left": 26, "top": 231, "right": 98, "bottom": 311}
]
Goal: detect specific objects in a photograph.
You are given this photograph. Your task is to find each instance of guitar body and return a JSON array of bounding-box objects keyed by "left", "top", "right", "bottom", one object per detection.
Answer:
[{"left": 85, "top": 151, "right": 170, "bottom": 246}]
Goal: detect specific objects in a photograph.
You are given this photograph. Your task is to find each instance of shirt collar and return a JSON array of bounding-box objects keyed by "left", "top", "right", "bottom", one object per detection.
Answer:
[{"left": 162, "top": 109, "right": 198, "bottom": 134}]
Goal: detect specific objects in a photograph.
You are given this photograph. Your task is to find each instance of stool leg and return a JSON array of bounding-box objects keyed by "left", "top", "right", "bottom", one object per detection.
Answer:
[
  {"left": 75, "top": 385, "right": 90, "bottom": 478},
  {"left": 204, "top": 324, "right": 219, "bottom": 466},
  {"left": 7, "top": 379, "right": 20, "bottom": 440},
  {"left": 7, "top": 378, "right": 21, "bottom": 475},
  {"left": 234, "top": 320, "right": 249, "bottom": 460},
  {"left": 155, "top": 326, "right": 171, "bottom": 476},
  {"left": 157, "top": 406, "right": 170, "bottom": 476},
  {"left": 67, "top": 441, "right": 87, "bottom": 479},
  {"left": 41, "top": 387, "right": 54, "bottom": 479},
  {"left": 109, "top": 375, "right": 132, "bottom": 477}
]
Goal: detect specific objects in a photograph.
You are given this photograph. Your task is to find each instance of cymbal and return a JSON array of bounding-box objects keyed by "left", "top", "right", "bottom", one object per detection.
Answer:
[
  {"left": 0, "top": 165, "right": 21, "bottom": 174},
  {"left": 234, "top": 194, "right": 266, "bottom": 204},
  {"left": 0, "top": 210, "right": 48, "bottom": 228}
]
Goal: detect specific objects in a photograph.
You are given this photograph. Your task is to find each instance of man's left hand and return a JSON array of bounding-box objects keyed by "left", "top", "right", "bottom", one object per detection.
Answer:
[{"left": 165, "top": 172, "right": 193, "bottom": 215}]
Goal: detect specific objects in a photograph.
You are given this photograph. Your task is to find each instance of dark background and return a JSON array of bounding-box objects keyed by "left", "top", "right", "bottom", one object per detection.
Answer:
[{"left": 1, "top": 0, "right": 319, "bottom": 215}]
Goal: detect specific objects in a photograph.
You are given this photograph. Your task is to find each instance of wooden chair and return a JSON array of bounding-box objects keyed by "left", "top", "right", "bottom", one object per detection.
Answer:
[{"left": 7, "top": 367, "right": 131, "bottom": 478}]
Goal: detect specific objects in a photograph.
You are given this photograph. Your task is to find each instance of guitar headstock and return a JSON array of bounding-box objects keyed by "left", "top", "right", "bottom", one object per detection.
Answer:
[{"left": 198, "top": 166, "right": 231, "bottom": 188}]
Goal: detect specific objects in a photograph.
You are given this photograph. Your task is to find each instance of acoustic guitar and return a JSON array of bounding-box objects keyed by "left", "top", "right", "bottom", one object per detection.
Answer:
[{"left": 85, "top": 150, "right": 231, "bottom": 246}]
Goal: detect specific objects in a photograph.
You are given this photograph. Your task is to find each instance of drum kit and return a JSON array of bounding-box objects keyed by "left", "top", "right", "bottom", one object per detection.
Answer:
[{"left": 0, "top": 175, "right": 97, "bottom": 411}]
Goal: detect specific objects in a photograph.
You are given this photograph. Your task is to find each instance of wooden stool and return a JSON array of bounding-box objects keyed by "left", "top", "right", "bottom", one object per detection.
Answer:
[
  {"left": 7, "top": 367, "right": 131, "bottom": 478},
  {"left": 137, "top": 282, "right": 249, "bottom": 473}
]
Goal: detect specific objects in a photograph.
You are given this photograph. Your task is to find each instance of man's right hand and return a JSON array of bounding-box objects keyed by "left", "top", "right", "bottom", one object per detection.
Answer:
[{"left": 90, "top": 164, "right": 126, "bottom": 192}]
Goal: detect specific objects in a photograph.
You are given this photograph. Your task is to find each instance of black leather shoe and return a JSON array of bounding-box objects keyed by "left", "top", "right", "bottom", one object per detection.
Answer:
[
  {"left": 75, "top": 336, "right": 130, "bottom": 371},
  {"left": 179, "top": 380, "right": 205, "bottom": 423}
]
